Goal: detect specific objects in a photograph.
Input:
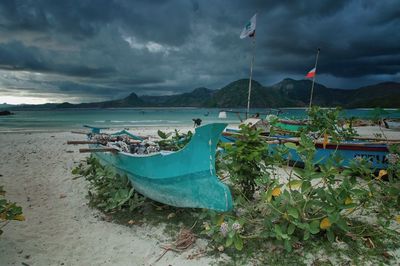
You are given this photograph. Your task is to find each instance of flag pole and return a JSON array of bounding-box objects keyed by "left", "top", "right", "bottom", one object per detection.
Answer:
[
  {"left": 246, "top": 35, "right": 256, "bottom": 119},
  {"left": 308, "top": 48, "right": 320, "bottom": 109}
]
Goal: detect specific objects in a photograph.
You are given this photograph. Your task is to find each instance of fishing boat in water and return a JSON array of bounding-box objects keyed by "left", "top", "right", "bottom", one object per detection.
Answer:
[{"left": 78, "top": 123, "right": 233, "bottom": 212}]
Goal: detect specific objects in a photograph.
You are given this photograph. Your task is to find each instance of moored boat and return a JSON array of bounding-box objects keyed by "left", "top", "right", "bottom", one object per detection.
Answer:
[
  {"left": 384, "top": 120, "right": 400, "bottom": 131},
  {"left": 221, "top": 130, "right": 393, "bottom": 169},
  {"left": 84, "top": 123, "right": 233, "bottom": 212},
  {"left": 269, "top": 138, "right": 390, "bottom": 169},
  {"left": 274, "top": 119, "right": 307, "bottom": 132}
]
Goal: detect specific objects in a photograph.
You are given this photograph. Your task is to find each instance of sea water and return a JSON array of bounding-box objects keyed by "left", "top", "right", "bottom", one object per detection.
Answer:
[{"left": 0, "top": 108, "right": 399, "bottom": 131}]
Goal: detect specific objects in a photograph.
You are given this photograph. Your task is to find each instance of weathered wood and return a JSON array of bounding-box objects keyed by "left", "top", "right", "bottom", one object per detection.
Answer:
[{"left": 79, "top": 148, "right": 118, "bottom": 153}]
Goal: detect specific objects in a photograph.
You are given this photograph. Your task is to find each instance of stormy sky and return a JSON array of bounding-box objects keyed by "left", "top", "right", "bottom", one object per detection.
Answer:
[{"left": 0, "top": 0, "right": 399, "bottom": 104}]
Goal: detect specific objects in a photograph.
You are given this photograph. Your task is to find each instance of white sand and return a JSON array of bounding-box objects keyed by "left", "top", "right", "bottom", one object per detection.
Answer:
[
  {"left": 0, "top": 128, "right": 216, "bottom": 266},
  {"left": 1, "top": 125, "right": 399, "bottom": 265}
]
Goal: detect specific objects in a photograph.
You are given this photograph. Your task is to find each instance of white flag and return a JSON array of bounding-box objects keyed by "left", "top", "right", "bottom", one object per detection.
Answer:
[{"left": 240, "top": 14, "right": 257, "bottom": 39}]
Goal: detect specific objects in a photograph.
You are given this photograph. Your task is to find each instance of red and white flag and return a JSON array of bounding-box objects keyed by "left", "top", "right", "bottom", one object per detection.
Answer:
[
  {"left": 305, "top": 67, "right": 316, "bottom": 78},
  {"left": 240, "top": 14, "right": 257, "bottom": 39}
]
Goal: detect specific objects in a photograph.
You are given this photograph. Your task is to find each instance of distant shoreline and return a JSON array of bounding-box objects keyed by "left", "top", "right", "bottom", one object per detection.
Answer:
[{"left": 4, "top": 107, "right": 400, "bottom": 111}]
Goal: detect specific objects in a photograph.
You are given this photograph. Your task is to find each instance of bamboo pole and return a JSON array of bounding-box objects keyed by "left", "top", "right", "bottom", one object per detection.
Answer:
[{"left": 79, "top": 148, "right": 118, "bottom": 153}]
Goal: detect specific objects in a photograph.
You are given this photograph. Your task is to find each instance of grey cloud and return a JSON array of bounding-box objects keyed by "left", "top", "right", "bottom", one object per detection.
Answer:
[{"left": 0, "top": 0, "right": 399, "bottom": 103}]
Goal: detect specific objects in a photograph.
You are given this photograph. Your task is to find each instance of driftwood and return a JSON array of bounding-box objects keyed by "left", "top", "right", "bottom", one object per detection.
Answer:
[{"left": 155, "top": 228, "right": 196, "bottom": 263}]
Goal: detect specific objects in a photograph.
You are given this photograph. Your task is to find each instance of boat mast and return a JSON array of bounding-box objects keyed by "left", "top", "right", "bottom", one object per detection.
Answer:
[
  {"left": 308, "top": 48, "right": 320, "bottom": 109},
  {"left": 246, "top": 35, "right": 256, "bottom": 119}
]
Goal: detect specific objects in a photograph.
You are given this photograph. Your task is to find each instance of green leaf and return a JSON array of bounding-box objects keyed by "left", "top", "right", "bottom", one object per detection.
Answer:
[
  {"left": 284, "top": 239, "right": 292, "bottom": 252},
  {"left": 234, "top": 235, "right": 244, "bottom": 251},
  {"left": 288, "top": 180, "right": 302, "bottom": 190},
  {"left": 226, "top": 236, "right": 233, "bottom": 247},
  {"left": 157, "top": 130, "right": 168, "bottom": 139},
  {"left": 284, "top": 142, "right": 298, "bottom": 150},
  {"left": 309, "top": 220, "right": 320, "bottom": 235},
  {"left": 274, "top": 224, "right": 283, "bottom": 239},
  {"left": 301, "top": 181, "right": 311, "bottom": 193},
  {"left": 336, "top": 217, "right": 349, "bottom": 232},
  {"left": 328, "top": 212, "right": 339, "bottom": 223},
  {"left": 265, "top": 188, "right": 273, "bottom": 202},
  {"left": 287, "top": 206, "right": 299, "bottom": 219},
  {"left": 327, "top": 229, "right": 335, "bottom": 242},
  {"left": 303, "top": 230, "right": 310, "bottom": 241},
  {"left": 287, "top": 223, "right": 295, "bottom": 235}
]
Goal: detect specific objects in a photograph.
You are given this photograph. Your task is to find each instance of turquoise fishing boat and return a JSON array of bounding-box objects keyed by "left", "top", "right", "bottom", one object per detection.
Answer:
[
  {"left": 269, "top": 139, "right": 390, "bottom": 169},
  {"left": 275, "top": 119, "right": 307, "bottom": 132},
  {"left": 85, "top": 123, "right": 233, "bottom": 212},
  {"left": 221, "top": 131, "right": 391, "bottom": 169}
]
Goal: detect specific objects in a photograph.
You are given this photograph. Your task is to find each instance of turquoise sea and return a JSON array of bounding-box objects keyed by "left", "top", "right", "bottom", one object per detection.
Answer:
[{"left": 1, "top": 108, "right": 400, "bottom": 132}]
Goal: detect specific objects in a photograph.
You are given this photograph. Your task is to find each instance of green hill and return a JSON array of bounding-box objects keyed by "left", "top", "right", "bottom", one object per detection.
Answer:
[{"left": 8, "top": 79, "right": 400, "bottom": 109}]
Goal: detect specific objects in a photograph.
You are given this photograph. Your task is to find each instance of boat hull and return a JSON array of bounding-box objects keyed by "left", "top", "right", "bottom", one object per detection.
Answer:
[
  {"left": 89, "top": 123, "right": 233, "bottom": 212},
  {"left": 221, "top": 131, "right": 389, "bottom": 169},
  {"left": 269, "top": 142, "right": 389, "bottom": 169}
]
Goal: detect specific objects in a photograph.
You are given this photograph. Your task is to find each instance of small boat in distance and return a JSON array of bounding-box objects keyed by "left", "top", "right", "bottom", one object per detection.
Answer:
[
  {"left": 83, "top": 123, "right": 233, "bottom": 212},
  {"left": 383, "top": 120, "right": 400, "bottom": 131}
]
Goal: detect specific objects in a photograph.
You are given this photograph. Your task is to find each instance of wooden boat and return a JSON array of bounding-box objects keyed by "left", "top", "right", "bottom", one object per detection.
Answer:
[
  {"left": 221, "top": 131, "right": 392, "bottom": 169},
  {"left": 84, "top": 123, "right": 233, "bottom": 212},
  {"left": 274, "top": 119, "right": 307, "bottom": 132},
  {"left": 269, "top": 138, "right": 390, "bottom": 169}
]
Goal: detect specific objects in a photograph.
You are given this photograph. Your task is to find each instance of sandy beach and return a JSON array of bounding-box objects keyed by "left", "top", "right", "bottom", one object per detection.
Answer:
[
  {"left": 1, "top": 125, "right": 399, "bottom": 265},
  {"left": 0, "top": 127, "right": 218, "bottom": 266}
]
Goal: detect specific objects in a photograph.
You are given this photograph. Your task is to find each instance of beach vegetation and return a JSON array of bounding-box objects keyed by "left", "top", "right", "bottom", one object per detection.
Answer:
[
  {"left": 0, "top": 185, "right": 24, "bottom": 235},
  {"left": 221, "top": 124, "right": 269, "bottom": 198},
  {"left": 203, "top": 109, "right": 400, "bottom": 263},
  {"left": 72, "top": 109, "right": 400, "bottom": 264},
  {"left": 301, "top": 106, "right": 358, "bottom": 141},
  {"left": 157, "top": 129, "right": 193, "bottom": 151},
  {"left": 72, "top": 156, "right": 145, "bottom": 212}
]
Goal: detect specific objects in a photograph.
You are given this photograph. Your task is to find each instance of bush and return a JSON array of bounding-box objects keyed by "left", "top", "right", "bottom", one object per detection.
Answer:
[{"left": 0, "top": 186, "right": 24, "bottom": 235}]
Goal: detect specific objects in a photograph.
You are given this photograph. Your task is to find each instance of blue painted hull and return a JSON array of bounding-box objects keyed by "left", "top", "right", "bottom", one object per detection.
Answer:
[
  {"left": 221, "top": 131, "right": 389, "bottom": 169},
  {"left": 89, "top": 123, "right": 233, "bottom": 212},
  {"left": 269, "top": 142, "right": 389, "bottom": 169}
]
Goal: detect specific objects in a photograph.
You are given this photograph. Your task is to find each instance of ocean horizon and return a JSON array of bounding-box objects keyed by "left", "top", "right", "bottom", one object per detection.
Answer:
[{"left": 1, "top": 107, "right": 400, "bottom": 132}]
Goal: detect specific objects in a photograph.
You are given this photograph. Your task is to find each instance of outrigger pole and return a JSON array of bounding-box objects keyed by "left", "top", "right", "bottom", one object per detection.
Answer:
[
  {"left": 308, "top": 48, "right": 320, "bottom": 109},
  {"left": 246, "top": 35, "right": 256, "bottom": 119}
]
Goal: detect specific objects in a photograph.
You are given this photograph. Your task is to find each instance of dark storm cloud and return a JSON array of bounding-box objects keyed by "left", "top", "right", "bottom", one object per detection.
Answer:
[
  {"left": 0, "top": 0, "right": 399, "bottom": 103},
  {"left": 0, "top": 41, "right": 115, "bottom": 77}
]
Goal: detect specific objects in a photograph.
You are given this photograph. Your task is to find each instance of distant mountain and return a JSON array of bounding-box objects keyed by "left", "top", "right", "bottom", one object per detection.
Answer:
[
  {"left": 141, "top": 87, "right": 214, "bottom": 107},
  {"left": 8, "top": 79, "right": 400, "bottom": 109},
  {"left": 0, "top": 103, "right": 15, "bottom": 110}
]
